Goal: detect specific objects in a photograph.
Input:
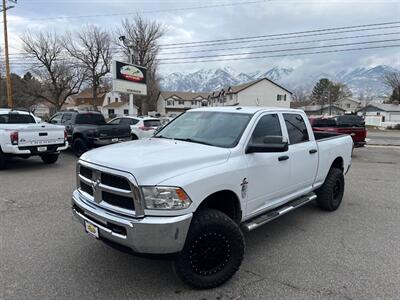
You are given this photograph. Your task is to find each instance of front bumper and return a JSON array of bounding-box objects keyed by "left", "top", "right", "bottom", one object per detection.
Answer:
[{"left": 71, "top": 190, "right": 192, "bottom": 254}]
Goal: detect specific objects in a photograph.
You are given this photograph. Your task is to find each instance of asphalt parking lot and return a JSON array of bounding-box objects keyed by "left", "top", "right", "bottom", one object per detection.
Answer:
[{"left": 1, "top": 146, "right": 399, "bottom": 300}]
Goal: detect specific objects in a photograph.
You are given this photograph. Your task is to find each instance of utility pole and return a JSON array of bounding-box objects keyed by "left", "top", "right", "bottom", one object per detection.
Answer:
[{"left": 1, "top": 0, "right": 16, "bottom": 108}]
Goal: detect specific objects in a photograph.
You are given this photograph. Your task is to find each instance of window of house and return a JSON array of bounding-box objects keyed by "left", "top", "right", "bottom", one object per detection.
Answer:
[
  {"left": 108, "top": 109, "right": 115, "bottom": 115},
  {"left": 108, "top": 97, "right": 111, "bottom": 104},
  {"left": 277, "top": 94, "right": 285, "bottom": 101},
  {"left": 178, "top": 100, "right": 184, "bottom": 105},
  {"left": 201, "top": 101, "right": 208, "bottom": 107},
  {"left": 115, "top": 98, "right": 118, "bottom": 102},
  {"left": 283, "top": 114, "right": 309, "bottom": 144},
  {"left": 123, "top": 109, "right": 129, "bottom": 115},
  {"left": 229, "top": 94, "right": 233, "bottom": 100},
  {"left": 250, "top": 114, "right": 282, "bottom": 144},
  {"left": 283, "top": 95, "right": 287, "bottom": 101},
  {"left": 346, "top": 103, "right": 351, "bottom": 108},
  {"left": 167, "top": 100, "right": 173, "bottom": 106}
]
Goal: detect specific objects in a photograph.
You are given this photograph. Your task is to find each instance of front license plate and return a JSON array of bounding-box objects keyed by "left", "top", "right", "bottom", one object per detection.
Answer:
[
  {"left": 85, "top": 221, "right": 99, "bottom": 238},
  {"left": 111, "top": 138, "right": 119, "bottom": 142},
  {"left": 37, "top": 146, "right": 47, "bottom": 152}
]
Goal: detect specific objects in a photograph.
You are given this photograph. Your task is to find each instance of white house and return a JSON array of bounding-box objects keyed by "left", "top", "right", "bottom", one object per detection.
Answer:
[
  {"left": 334, "top": 98, "right": 361, "bottom": 113},
  {"left": 157, "top": 91, "right": 210, "bottom": 116},
  {"left": 101, "top": 92, "right": 138, "bottom": 119},
  {"left": 357, "top": 103, "right": 400, "bottom": 127},
  {"left": 209, "top": 78, "right": 292, "bottom": 108}
]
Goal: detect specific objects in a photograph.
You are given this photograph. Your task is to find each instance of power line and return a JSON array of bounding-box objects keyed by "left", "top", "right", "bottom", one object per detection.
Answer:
[
  {"left": 158, "top": 38, "right": 400, "bottom": 60},
  {"left": 158, "top": 44, "right": 400, "bottom": 64},
  {"left": 158, "top": 31, "right": 400, "bottom": 55},
  {"left": 159, "top": 20, "right": 400, "bottom": 47},
  {"left": 160, "top": 24, "right": 400, "bottom": 49}
]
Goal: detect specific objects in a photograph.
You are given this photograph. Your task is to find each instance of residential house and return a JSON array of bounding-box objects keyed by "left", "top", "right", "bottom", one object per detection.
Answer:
[
  {"left": 334, "top": 98, "right": 361, "bottom": 113},
  {"left": 157, "top": 91, "right": 210, "bottom": 116},
  {"left": 71, "top": 88, "right": 109, "bottom": 111},
  {"left": 298, "top": 104, "right": 346, "bottom": 116},
  {"left": 357, "top": 103, "right": 400, "bottom": 126},
  {"left": 101, "top": 92, "right": 138, "bottom": 119},
  {"left": 209, "top": 78, "right": 292, "bottom": 108}
]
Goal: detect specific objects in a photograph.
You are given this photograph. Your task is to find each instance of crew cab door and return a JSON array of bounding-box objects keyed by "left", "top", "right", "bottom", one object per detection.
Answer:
[
  {"left": 244, "top": 113, "right": 291, "bottom": 217},
  {"left": 282, "top": 113, "right": 318, "bottom": 196}
]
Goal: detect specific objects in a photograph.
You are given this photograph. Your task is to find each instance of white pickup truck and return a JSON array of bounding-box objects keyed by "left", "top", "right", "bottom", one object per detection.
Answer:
[
  {"left": 71, "top": 107, "right": 353, "bottom": 289},
  {"left": 0, "top": 109, "right": 68, "bottom": 169}
]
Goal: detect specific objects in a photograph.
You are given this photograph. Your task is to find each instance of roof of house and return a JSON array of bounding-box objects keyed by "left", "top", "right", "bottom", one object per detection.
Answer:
[
  {"left": 224, "top": 78, "right": 292, "bottom": 95},
  {"left": 299, "top": 104, "right": 346, "bottom": 112},
  {"left": 160, "top": 91, "right": 210, "bottom": 101},
  {"left": 358, "top": 103, "right": 400, "bottom": 112},
  {"left": 73, "top": 88, "right": 109, "bottom": 107},
  {"left": 290, "top": 100, "right": 314, "bottom": 109},
  {"left": 103, "top": 101, "right": 129, "bottom": 109}
]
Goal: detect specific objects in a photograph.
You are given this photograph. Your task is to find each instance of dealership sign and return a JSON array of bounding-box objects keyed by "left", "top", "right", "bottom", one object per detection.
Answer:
[{"left": 112, "top": 60, "right": 147, "bottom": 96}]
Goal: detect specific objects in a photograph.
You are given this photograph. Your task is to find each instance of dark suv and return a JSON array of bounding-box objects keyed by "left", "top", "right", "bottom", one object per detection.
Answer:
[{"left": 49, "top": 111, "right": 131, "bottom": 156}]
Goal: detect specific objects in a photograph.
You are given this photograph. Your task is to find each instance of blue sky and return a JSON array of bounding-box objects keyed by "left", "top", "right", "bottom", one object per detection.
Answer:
[{"left": 2, "top": 0, "right": 400, "bottom": 75}]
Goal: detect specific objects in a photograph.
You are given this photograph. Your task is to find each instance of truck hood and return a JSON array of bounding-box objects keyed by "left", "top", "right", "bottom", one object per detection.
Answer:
[{"left": 80, "top": 138, "right": 231, "bottom": 185}]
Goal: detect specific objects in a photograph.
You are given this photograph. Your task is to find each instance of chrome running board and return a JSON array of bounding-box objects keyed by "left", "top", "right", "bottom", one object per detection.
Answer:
[{"left": 242, "top": 192, "right": 317, "bottom": 232}]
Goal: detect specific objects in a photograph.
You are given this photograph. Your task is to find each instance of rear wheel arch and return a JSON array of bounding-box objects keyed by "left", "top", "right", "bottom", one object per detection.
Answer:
[
  {"left": 330, "top": 156, "right": 344, "bottom": 172},
  {"left": 197, "top": 190, "right": 242, "bottom": 224}
]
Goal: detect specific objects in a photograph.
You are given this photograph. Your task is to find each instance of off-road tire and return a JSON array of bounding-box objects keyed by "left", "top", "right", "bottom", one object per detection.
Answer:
[
  {"left": 41, "top": 153, "right": 59, "bottom": 164},
  {"left": 174, "top": 208, "right": 245, "bottom": 289},
  {"left": 316, "top": 168, "right": 344, "bottom": 211},
  {"left": 0, "top": 150, "right": 7, "bottom": 170},
  {"left": 73, "top": 138, "right": 88, "bottom": 157}
]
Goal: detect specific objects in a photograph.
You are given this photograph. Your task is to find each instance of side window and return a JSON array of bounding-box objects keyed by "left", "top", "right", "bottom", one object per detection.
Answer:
[
  {"left": 120, "top": 118, "right": 132, "bottom": 125},
  {"left": 130, "top": 119, "right": 139, "bottom": 125},
  {"left": 61, "top": 113, "right": 72, "bottom": 124},
  {"left": 50, "top": 113, "right": 62, "bottom": 124},
  {"left": 109, "top": 118, "right": 121, "bottom": 125},
  {"left": 283, "top": 114, "right": 309, "bottom": 144},
  {"left": 251, "top": 114, "right": 282, "bottom": 144}
]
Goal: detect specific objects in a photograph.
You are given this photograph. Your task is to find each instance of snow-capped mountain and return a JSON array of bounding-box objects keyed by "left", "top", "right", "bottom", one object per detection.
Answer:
[{"left": 159, "top": 65, "right": 398, "bottom": 97}]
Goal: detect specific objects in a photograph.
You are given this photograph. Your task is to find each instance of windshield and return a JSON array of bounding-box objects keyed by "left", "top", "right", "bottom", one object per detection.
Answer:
[
  {"left": 75, "top": 113, "right": 106, "bottom": 125},
  {"left": 0, "top": 113, "right": 36, "bottom": 124},
  {"left": 155, "top": 111, "right": 252, "bottom": 148}
]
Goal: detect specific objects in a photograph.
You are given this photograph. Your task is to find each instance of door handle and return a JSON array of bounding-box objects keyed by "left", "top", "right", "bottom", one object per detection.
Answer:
[
  {"left": 278, "top": 155, "right": 289, "bottom": 161},
  {"left": 309, "top": 149, "right": 318, "bottom": 154}
]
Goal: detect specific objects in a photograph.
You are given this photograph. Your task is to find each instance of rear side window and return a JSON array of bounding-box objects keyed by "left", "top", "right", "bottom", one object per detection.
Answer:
[
  {"left": 0, "top": 113, "right": 35, "bottom": 124},
  {"left": 144, "top": 120, "right": 162, "bottom": 127},
  {"left": 75, "top": 113, "right": 106, "bottom": 125},
  {"left": 109, "top": 118, "right": 121, "bottom": 125},
  {"left": 130, "top": 119, "right": 139, "bottom": 125},
  {"left": 120, "top": 118, "right": 133, "bottom": 125},
  {"left": 283, "top": 114, "right": 309, "bottom": 144},
  {"left": 251, "top": 114, "right": 282, "bottom": 143}
]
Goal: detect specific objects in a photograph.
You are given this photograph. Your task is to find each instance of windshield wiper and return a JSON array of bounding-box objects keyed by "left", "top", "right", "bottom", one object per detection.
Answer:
[{"left": 173, "top": 138, "right": 214, "bottom": 146}]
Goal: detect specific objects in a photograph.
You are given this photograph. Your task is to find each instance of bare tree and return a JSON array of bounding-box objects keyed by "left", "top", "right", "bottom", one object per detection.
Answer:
[
  {"left": 116, "top": 15, "right": 165, "bottom": 114},
  {"left": 62, "top": 25, "right": 113, "bottom": 109},
  {"left": 20, "top": 31, "right": 86, "bottom": 111},
  {"left": 291, "top": 88, "right": 310, "bottom": 102},
  {"left": 382, "top": 71, "right": 400, "bottom": 103}
]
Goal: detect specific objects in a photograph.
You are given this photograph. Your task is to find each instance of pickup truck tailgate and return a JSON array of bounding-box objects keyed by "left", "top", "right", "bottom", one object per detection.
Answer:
[{"left": 16, "top": 124, "right": 65, "bottom": 147}]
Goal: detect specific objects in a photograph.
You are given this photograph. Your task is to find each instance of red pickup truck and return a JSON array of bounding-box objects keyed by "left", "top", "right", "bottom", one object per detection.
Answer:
[{"left": 309, "top": 115, "right": 367, "bottom": 147}]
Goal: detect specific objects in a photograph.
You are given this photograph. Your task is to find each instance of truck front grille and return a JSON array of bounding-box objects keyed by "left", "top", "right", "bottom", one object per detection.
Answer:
[{"left": 77, "top": 162, "right": 143, "bottom": 216}]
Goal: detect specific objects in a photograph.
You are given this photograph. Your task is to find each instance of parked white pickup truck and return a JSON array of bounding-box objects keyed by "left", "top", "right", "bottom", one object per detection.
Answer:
[
  {"left": 71, "top": 107, "right": 353, "bottom": 289},
  {"left": 0, "top": 109, "right": 68, "bottom": 169}
]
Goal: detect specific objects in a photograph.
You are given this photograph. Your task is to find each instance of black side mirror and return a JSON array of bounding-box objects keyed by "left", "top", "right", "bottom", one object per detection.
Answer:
[{"left": 246, "top": 136, "right": 289, "bottom": 154}]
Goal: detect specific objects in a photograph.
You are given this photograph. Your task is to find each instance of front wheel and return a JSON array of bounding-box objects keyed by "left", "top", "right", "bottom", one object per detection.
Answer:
[
  {"left": 316, "top": 168, "right": 345, "bottom": 211},
  {"left": 174, "top": 208, "right": 245, "bottom": 289},
  {"left": 41, "top": 153, "right": 59, "bottom": 164}
]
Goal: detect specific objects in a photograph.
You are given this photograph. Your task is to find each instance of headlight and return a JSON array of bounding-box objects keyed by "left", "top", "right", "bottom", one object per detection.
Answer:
[{"left": 142, "top": 186, "right": 192, "bottom": 210}]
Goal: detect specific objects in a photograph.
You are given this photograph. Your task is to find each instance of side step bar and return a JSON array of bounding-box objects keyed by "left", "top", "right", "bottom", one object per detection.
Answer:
[{"left": 242, "top": 192, "right": 317, "bottom": 232}]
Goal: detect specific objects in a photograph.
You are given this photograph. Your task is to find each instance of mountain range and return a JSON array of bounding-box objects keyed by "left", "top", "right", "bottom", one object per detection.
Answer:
[{"left": 159, "top": 65, "right": 399, "bottom": 98}]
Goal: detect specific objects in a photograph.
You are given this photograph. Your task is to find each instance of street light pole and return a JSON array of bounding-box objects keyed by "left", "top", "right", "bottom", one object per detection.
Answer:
[{"left": 1, "top": 0, "right": 16, "bottom": 108}]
